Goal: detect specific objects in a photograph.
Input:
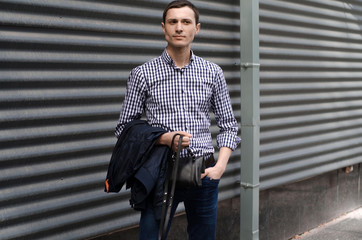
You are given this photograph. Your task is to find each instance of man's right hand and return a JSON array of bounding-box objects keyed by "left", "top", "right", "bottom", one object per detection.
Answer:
[{"left": 156, "top": 131, "right": 192, "bottom": 151}]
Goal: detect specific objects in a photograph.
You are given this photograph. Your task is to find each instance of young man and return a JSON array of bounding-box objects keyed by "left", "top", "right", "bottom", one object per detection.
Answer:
[{"left": 115, "top": 1, "right": 240, "bottom": 239}]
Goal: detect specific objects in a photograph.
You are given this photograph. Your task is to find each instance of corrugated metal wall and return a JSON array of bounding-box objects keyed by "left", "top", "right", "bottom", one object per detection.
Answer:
[
  {"left": 0, "top": 0, "right": 241, "bottom": 239},
  {"left": 3, "top": 0, "right": 362, "bottom": 238},
  {"left": 259, "top": 0, "right": 362, "bottom": 190}
]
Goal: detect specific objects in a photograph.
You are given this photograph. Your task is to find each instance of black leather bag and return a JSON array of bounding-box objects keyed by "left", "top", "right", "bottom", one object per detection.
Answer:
[
  {"left": 158, "top": 134, "right": 205, "bottom": 240},
  {"left": 176, "top": 147, "right": 205, "bottom": 188},
  {"left": 170, "top": 134, "right": 205, "bottom": 188}
]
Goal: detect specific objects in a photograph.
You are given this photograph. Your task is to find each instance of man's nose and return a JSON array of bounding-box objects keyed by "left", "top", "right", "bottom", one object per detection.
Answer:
[{"left": 176, "top": 22, "right": 183, "bottom": 32}]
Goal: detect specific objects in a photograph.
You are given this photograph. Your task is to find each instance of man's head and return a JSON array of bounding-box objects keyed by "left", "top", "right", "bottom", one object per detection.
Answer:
[
  {"left": 163, "top": 0, "right": 199, "bottom": 25},
  {"left": 162, "top": 0, "right": 201, "bottom": 50}
]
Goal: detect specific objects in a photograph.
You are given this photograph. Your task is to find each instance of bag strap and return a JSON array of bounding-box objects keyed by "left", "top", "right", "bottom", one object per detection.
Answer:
[
  {"left": 185, "top": 146, "right": 195, "bottom": 161},
  {"left": 159, "top": 133, "right": 183, "bottom": 240},
  {"left": 169, "top": 133, "right": 195, "bottom": 161}
]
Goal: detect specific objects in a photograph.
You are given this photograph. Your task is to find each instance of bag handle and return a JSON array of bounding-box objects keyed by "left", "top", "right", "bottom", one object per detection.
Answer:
[
  {"left": 159, "top": 133, "right": 183, "bottom": 240},
  {"left": 170, "top": 134, "right": 195, "bottom": 160}
]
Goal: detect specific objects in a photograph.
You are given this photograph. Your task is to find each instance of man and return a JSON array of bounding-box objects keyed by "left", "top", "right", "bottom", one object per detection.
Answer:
[{"left": 115, "top": 1, "right": 240, "bottom": 239}]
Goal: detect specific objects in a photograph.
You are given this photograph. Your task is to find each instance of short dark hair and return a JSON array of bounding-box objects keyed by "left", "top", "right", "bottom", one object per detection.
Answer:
[{"left": 163, "top": 0, "right": 200, "bottom": 24}]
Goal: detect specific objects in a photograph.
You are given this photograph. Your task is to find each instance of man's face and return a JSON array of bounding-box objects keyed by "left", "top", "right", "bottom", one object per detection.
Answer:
[{"left": 162, "top": 6, "right": 200, "bottom": 50}]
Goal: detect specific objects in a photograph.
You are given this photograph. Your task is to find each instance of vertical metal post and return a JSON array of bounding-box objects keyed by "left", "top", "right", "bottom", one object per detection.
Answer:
[{"left": 240, "top": 0, "right": 260, "bottom": 240}]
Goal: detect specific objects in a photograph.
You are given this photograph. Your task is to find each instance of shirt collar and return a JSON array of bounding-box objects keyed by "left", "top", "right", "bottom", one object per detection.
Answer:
[{"left": 161, "top": 48, "right": 195, "bottom": 69}]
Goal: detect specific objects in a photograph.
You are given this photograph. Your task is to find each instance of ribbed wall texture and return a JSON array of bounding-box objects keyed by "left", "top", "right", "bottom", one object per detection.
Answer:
[
  {"left": 0, "top": 0, "right": 240, "bottom": 239},
  {"left": 259, "top": 0, "right": 362, "bottom": 190},
  {"left": 3, "top": 0, "right": 362, "bottom": 239}
]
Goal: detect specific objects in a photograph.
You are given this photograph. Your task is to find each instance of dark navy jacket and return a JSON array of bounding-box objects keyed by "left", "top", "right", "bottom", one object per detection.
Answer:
[{"left": 105, "top": 120, "right": 171, "bottom": 218}]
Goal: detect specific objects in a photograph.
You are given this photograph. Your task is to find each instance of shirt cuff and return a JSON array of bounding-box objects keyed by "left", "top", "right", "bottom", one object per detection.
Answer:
[{"left": 216, "top": 133, "right": 241, "bottom": 151}]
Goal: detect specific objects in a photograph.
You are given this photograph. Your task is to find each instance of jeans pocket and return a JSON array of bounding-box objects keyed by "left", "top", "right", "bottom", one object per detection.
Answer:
[{"left": 203, "top": 176, "right": 220, "bottom": 186}]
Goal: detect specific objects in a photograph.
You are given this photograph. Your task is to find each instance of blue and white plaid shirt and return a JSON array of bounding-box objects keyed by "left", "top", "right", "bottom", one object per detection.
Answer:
[{"left": 115, "top": 49, "right": 240, "bottom": 157}]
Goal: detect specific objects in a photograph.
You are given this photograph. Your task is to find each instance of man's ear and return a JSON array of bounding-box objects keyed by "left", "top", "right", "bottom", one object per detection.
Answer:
[
  {"left": 195, "top": 23, "right": 201, "bottom": 34},
  {"left": 161, "top": 22, "right": 166, "bottom": 33}
]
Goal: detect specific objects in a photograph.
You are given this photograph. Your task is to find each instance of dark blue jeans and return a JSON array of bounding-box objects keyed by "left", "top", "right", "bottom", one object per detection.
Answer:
[{"left": 139, "top": 176, "right": 220, "bottom": 240}]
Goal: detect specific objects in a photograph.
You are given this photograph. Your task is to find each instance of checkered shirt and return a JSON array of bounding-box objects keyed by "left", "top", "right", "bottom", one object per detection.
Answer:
[{"left": 115, "top": 49, "right": 240, "bottom": 157}]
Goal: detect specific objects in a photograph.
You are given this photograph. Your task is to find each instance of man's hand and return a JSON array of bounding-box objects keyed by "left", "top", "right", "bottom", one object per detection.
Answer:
[
  {"left": 156, "top": 131, "right": 192, "bottom": 151},
  {"left": 201, "top": 147, "right": 232, "bottom": 180},
  {"left": 201, "top": 164, "right": 225, "bottom": 181}
]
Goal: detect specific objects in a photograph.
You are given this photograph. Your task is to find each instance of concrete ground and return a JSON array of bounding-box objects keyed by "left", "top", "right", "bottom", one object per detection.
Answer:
[{"left": 291, "top": 207, "right": 362, "bottom": 240}]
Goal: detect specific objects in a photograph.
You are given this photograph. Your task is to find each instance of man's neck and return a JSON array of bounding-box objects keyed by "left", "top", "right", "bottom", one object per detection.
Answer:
[{"left": 166, "top": 46, "right": 191, "bottom": 68}]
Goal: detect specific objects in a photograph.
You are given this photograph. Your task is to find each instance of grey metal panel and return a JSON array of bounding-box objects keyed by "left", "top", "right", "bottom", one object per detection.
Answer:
[
  {"left": 0, "top": 0, "right": 241, "bottom": 239},
  {"left": 259, "top": 0, "right": 362, "bottom": 190}
]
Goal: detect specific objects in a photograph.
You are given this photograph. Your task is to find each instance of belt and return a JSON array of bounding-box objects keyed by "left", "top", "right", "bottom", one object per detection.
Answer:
[{"left": 204, "top": 153, "right": 216, "bottom": 168}]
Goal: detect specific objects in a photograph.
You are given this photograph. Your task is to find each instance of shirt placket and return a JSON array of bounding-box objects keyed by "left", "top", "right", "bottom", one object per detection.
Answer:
[{"left": 179, "top": 68, "right": 191, "bottom": 132}]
